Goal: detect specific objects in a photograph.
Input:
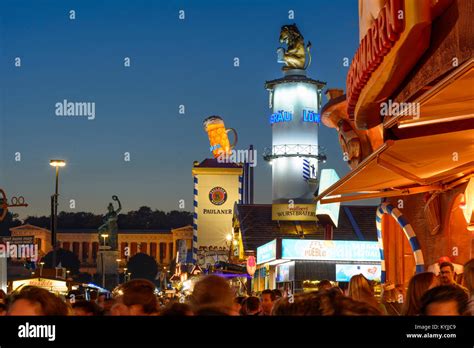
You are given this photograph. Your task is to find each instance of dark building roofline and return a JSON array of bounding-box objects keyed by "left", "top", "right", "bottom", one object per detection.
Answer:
[
  {"left": 194, "top": 158, "right": 242, "bottom": 169},
  {"left": 57, "top": 229, "right": 172, "bottom": 234}
]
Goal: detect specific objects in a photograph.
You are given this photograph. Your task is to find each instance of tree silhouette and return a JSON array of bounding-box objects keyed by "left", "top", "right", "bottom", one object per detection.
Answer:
[
  {"left": 42, "top": 248, "right": 81, "bottom": 274},
  {"left": 19, "top": 207, "right": 192, "bottom": 230},
  {"left": 0, "top": 212, "right": 22, "bottom": 236},
  {"left": 126, "top": 253, "right": 158, "bottom": 282}
]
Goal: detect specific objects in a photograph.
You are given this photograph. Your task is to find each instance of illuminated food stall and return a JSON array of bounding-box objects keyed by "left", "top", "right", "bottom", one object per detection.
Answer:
[
  {"left": 10, "top": 277, "right": 70, "bottom": 295},
  {"left": 318, "top": 0, "right": 474, "bottom": 287},
  {"left": 254, "top": 238, "right": 381, "bottom": 293}
]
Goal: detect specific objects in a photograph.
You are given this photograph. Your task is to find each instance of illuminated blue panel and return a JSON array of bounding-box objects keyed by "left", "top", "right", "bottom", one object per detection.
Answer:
[
  {"left": 256, "top": 239, "right": 277, "bottom": 265},
  {"left": 335, "top": 264, "right": 382, "bottom": 282},
  {"left": 316, "top": 169, "right": 341, "bottom": 227},
  {"left": 281, "top": 240, "right": 381, "bottom": 262}
]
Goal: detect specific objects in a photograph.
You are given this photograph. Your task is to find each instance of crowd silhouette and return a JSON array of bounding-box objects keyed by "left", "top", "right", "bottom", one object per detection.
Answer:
[{"left": 1, "top": 259, "right": 472, "bottom": 317}]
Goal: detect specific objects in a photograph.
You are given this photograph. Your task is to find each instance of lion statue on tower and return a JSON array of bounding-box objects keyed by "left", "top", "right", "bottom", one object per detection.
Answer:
[{"left": 278, "top": 24, "right": 312, "bottom": 71}]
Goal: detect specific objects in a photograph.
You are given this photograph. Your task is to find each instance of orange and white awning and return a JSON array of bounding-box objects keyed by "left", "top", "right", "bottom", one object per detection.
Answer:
[{"left": 315, "top": 129, "right": 474, "bottom": 204}]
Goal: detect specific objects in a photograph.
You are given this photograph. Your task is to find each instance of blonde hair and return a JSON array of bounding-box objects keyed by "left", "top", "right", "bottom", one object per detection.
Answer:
[
  {"left": 348, "top": 274, "right": 379, "bottom": 310},
  {"left": 402, "top": 272, "right": 435, "bottom": 315}
]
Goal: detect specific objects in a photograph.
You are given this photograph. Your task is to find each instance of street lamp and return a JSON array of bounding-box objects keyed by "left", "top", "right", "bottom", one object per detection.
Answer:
[
  {"left": 100, "top": 234, "right": 109, "bottom": 288},
  {"left": 116, "top": 259, "right": 121, "bottom": 285},
  {"left": 39, "top": 262, "right": 45, "bottom": 278},
  {"left": 49, "top": 159, "right": 66, "bottom": 270},
  {"left": 226, "top": 234, "right": 233, "bottom": 261},
  {"left": 101, "top": 234, "right": 109, "bottom": 246}
]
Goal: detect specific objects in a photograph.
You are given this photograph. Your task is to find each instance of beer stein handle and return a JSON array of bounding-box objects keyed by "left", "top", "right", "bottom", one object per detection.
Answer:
[{"left": 226, "top": 128, "right": 238, "bottom": 149}]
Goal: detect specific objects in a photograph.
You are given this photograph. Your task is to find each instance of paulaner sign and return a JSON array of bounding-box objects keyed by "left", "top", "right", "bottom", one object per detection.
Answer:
[{"left": 203, "top": 208, "right": 232, "bottom": 214}]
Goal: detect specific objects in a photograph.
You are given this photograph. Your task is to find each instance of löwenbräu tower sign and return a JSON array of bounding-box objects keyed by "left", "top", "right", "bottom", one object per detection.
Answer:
[{"left": 264, "top": 24, "right": 326, "bottom": 221}]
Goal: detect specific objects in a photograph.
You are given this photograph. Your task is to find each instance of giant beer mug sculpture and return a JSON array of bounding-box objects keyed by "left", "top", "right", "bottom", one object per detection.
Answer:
[{"left": 203, "top": 116, "right": 238, "bottom": 158}]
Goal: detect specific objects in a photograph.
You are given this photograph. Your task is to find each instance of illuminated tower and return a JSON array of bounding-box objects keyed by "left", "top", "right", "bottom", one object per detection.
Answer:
[{"left": 264, "top": 24, "right": 326, "bottom": 220}]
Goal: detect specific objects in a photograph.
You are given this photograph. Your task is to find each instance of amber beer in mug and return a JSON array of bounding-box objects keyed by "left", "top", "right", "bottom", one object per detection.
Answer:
[{"left": 203, "top": 116, "right": 237, "bottom": 158}]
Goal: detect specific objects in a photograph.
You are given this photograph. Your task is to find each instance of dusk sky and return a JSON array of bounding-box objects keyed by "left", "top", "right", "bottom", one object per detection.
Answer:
[{"left": 0, "top": 0, "right": 364, "bottom": 219}]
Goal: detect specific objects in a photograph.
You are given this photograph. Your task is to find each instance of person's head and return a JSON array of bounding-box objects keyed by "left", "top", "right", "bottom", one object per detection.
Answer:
[
  {"left": 89, "top": 290, "right": 98, "bottom": 302},
  {"left": 0, "top": 303, "right": 7, "bottom": 316},
  {"left": 317, "top": 280, "right": 333, "bottom": 292},
  {"left": 462, "top": 259, "right": 474, "bottom": 294},
  {"left": 232, "top": 296, "right": 246, "bottom": 315},
  {"left": 420, "top": 285, "right": 469, "bottom": 316},
  {"left": 116, "top": 279, "right": 158, "bottom": 315},
  {"left": 160, "top": 302, "right": 193, "bottom": 316},
  {"left": 0, "top": 289, "right": 6, "bottom": 302},
  {"left": 109, "top": 302, "right": 130, "bottom": 316},
  {"left": 402, "top": 272, "right": 437, "bottom": 315},
  {"left": 190, "top": 275, "right": 234, "bottom": 315},
  {"left": 7, "top": 286, "right": 69, "bottom": 316},
  {"left": 273, "top": 289, "right": 283, "bottom": 300},
  {"left": 101, "top": 298, "right": 116, "bottom": 315},
  {"left": 97, "top": 293, "right": 107, "bottom": 304},
  {"left": 244, "top": 296, "right": 261, "bottom": 315},
  {"left": 261, "top": 289, "right": 276, "bottom": 315},
  {"left": 272, "top": 288, "right": 381, "bottom": 316},
  {"left": 439, "top": 262, "right": 455, "bottom": 285},
  {"left": 348, "top": 274, "right": 373, "bottom": 301},
  {"left": 72, "top": 300, "right": 102, "bottom": 316}
]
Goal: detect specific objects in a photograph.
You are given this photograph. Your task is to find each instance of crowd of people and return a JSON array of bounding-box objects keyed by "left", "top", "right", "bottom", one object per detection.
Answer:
[{"left": 0, "top": 259, "right": 472, "bottom": 316}]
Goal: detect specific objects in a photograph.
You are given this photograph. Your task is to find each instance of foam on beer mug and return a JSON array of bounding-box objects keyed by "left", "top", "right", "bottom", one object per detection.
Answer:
[{"left": 203, "top": 115, "right": 230, "bottom": 158}]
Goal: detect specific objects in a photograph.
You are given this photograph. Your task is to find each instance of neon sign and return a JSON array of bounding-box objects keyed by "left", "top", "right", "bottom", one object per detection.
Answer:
[
  {"left": 270, "top": 110, "right": 293, "bottom": 124},
  {"left": 302, "top": 109, "right": 320, "bottom": 123},
  {"left": 269, "top": 110, "right": 320, "bottom": 124}
]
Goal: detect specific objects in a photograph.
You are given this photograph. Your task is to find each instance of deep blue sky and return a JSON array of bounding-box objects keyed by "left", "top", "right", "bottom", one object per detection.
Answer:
[{"left": 0, "top": 0, "right": 364, "bottom": 219}]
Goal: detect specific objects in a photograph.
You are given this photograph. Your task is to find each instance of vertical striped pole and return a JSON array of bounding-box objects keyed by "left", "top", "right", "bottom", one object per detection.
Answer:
[
  {"left": 238, "top": 175, "right": 243, "bottom": 204},
  {"left": 376, "top": 202, "right": 425, "bottom": 284},
  {"left": 192, "top": 176, "right": 198, "bottom": 264}
]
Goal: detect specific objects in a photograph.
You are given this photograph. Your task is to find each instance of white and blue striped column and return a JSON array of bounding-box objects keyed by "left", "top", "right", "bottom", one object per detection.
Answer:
[
  {"left": 238, "top": 175, "right": 243, "bottom": 204},
  {"left": 192, "top": 176, "right": 198, "bottom": 264},
  {"left": 376, "top": 202, "right": 425, "bottom": 283},
  {"left": 302, "top": 159, "right": 310, "bottom": 181}
]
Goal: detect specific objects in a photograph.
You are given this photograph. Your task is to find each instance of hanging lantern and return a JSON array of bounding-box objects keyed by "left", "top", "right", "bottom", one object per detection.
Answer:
[{"left": 246, "top": 256, "right": 256, "bottom": 277}]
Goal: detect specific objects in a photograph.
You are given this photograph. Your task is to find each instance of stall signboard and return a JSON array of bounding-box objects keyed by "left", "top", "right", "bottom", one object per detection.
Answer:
[
  {"left": 316, "top": 169, "right": 341, "bottom": 227},
  {"left": 272, "top": 203, "right": 317, "bottom": 221},
  {"left": 1, "top": 236, "right": 34, "bottom": 244},
  {"left": 257, "top": 239, "right": 277, "bottom": 265},
  {"left": 12, "top": 278, "right": 69, "bottom": 294},
  {"left": 281, "top": 240, "right": 380, "bottom": 262},
  {"left": 336, "top": 264, "right": 382, "bottom": 282}
]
